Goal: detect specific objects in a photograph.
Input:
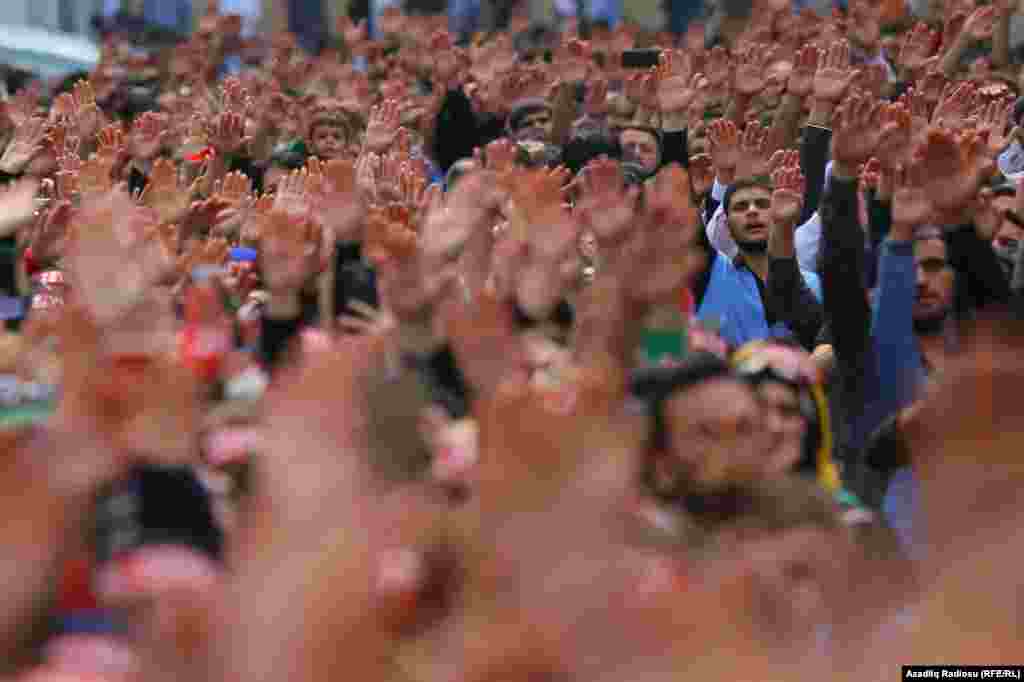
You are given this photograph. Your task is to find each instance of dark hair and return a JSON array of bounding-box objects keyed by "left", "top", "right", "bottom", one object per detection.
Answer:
[
  {"left": 618, "top": 124, "right": 663, "bottom": 150},
  {"left": 562, "top": 133, "right": 622, "bottom": 175},
  {"left": 721, "top": 176, "right": 773, "bottom": 214},
  {"left": 513, "top": 299, "right": 574, "bottom": 341},
  {"left": 631, "top": 354, "right": 735, "bottom": 454},
  {"left": 445, "top": 158, "right": 478, "bottom": 192}
]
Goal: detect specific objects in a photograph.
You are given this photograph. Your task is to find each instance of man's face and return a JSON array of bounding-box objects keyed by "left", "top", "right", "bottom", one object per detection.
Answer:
[
  {"left": 753, "top": 380, "right": 805, "bottom": 477},
  {"left": 913, "top": 238, "right": 955, "bottom": 323},
  {"left": 619, "top": 128, "right": 659, "bottom": 174},
  {"left": 727, "top": 186, "right": 773, "bottom": 253},
  {"left": 662, "top": 378, "right": 769, "bottom": 491},
  {"left": 514, "top": 109, "right": 553, "bottom": 143},
  {"left": 311, "top": 123, "right": 348, "bottom": 159},
  {"left": 992, "top": 196, "right": 1024, "bottom": 265}
]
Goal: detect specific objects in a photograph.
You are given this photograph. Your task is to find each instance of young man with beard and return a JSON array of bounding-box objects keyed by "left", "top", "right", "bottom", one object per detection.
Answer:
[
  {"left": 693, "top": 173, "right": 824, "bottom": 350},
  {"left": 819, "top": 100, "right": 1010, "bottom": 549}
]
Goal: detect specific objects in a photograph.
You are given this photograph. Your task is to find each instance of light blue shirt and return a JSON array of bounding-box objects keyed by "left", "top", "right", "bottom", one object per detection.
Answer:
[{"left": 696, "top": 252, "right": 823, "bottom": 349}]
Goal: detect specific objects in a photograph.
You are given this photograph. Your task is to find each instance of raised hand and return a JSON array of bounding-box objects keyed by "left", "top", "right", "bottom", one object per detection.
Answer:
[
  {"left": 734, "top": 44, "right": 770, "bottom": 98},
  {"left": 140, "top": 158, "right": 192, "bottom": 224},
  {"left": 30, "top": 199, "right": 72, "bottom": 265},
  {"left": 209, "top": 170, "right": 255, "bottom": 236},
  {"left": 131, "top": 112, "right": 169, "bottom": 160},
  {"left": 704, "top": 45, "right": 732, "bottom": 91},
  {"left": 708, "top": 118, "right": 741, "bottom": 182},
  {"left": 932, "top": 81, "right": 976, "bottom": 128},
  {"left": 0, "top": 178, "right": 40, "bottom": 239},
  {"left": 220, "top": 76, "right": 252, "bottom": 117},
  {"left": 576, "top": 157, "right": 640, "bottom": 245},
  {"left": 420, "top": 171, "right": 501, "bottom": 264},
  {"left": 619, "top": 165, "right": 702, "bottom": 305},
  {"left": 258, "top": 209, "right": 322, "bottom": 296},
  {"left": 509, "top": 166, "right": 575, "bottom": 257},
  {"left": 900, "top": 86, "right": 932, "bottom": 142},
  {"left": 655, "top": 50, "right": 698, "bottom": 113},
  {"left": 875, "top": 101, "right": 914, "bottom": 170},
  {"left": 71, "top": 80, "right": 103, "bottom": 140},
  {"left": 689, "top": 152, "right": 715, "bottom": 197},
  {"left": 813, "top": 40, "right": 857, "bottom": 104},
  {"left": 976, "top": 97, "right": 1013, "bottom": 157},
  {"left": 583, "top": 77, "right": 609, "bottom": 117},
  {"left": 64, "top": 189, "right": 153, "bottom": 327},
  {"left": 178, "top": 236, "right": 230, "bottom": 278},
  {"left": 787, "top": 46, "right": 819, "bottom": 99},
  {"left": 918, "top": 70, "right": 947, "bottom": 108},
  {"left": 770, "top": 165, "right": 805, "bottom": 226},
  {"left": 852, "top": 62, "right": 888, "bottom": 100},
  {"left": 919, "top": 126, "right": 994, "bottom": 220},
  {"left": 364, "top": 99, "right": 401, "bottom": 154},
  {"left": 891, "top": 159, "right": 932, "bottom": 231},
  {"left": 0, "top": 116, "right": 46, "bottom": 174},
  {"left": 216, "top": 170, "right": 253, "bottom": 206},
  {"left": 78, "top": 153, "right": 117, "bottom": 198},
  {"left": 1, "top": 84, "right": 40, "bottom": 128},
  {"left": 312, "top": 158, "right": 365, "bottom": 243},
  {"left": 273, "top": 168, "right": 315, "bottom": 218},
  {"left": 207, "top": 111, "right": 250, "bottom": 155},
  {"left": 963, "top": 4, "right": 997, "bottom": 41},
  {"left": 624, "top": 71, "right": 658, "bottom": 110},
  {"left": 96, "top": 123, "right": 126, "bottom": 160},
  {"left": 830, "top": 91, "right": 884, "bottom": 174},
  {"left": 736, "top": 120, "right": 772, "bottom": 181},
  {"left": 54, "top": 294, "right": 200, "bottom": 476},
  {"left": 899, "top": 22, "right": 939, "bottom": 75}
]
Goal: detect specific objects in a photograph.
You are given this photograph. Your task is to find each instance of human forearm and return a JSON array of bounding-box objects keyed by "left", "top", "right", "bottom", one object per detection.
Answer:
[{"left": 767, "top": 257, "right": 824, "bottom": 350}]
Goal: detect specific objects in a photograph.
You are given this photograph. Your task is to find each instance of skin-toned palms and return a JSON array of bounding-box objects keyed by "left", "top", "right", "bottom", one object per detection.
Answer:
[{"left": 813, "top": 40, "right": 857, "bottom": 103}]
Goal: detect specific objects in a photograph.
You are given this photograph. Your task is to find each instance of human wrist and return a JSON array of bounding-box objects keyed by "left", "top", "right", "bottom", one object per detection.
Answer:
[
  {"left": 830, "top": 161, "right": 859, "bottom": 181},
  {"left": 808, "top": 99, "right": 835, "bottom": 127},
  {"left": 716, "top": 167, "right": 737, "bottom": 186},
  {"left": 265, "top": 290, "right": 302, "bottom": 318},
  {"left": 661, "top": 111, "right": 688, "bottom": 132},
  {"left": 395, "top": 318, "right": 441, "bottom": 357}
]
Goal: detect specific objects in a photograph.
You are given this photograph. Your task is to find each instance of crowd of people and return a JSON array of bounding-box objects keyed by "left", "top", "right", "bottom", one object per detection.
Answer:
[{"left": 0, "top": 0, "right": 1022, "bottom": 678}]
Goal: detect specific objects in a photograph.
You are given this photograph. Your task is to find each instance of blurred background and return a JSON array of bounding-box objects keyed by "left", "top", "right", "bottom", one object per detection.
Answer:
[{"left": 0, "top": 0, "right": 679, "bottom": 81}]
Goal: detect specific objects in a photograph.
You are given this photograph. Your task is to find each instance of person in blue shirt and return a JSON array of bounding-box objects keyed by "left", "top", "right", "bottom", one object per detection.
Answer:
[{"left": 693, "top": 175, "right": 824, "bottom": 351}]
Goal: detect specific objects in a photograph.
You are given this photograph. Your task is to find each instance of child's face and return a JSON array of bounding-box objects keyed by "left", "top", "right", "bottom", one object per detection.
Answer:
[{"left": 311, "top": 123, "right": 348, "bottom": 159}]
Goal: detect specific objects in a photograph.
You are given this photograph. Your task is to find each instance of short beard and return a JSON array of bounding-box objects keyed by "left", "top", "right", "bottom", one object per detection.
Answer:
[
  {"left": 913, "top": 313, "right": 946, "bottom": 336},
  {"left": 735, "top": 237, "right": 769, "bottom": 254}
]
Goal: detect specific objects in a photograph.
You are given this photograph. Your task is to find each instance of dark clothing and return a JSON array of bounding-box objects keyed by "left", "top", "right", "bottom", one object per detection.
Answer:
[
  {"left": 767, "top": 257, "right": 825, "bottom": 351},
  {"left": 431, "top": 89, "right": 504, "bottom": 175},
  {"left": 799, "top": 125, "right": 832, "bottom": 228}
]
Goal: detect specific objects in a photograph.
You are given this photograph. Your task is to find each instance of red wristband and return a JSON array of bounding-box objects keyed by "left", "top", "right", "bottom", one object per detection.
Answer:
[{"left": 23, "top": 247, "right": 40, "bottom": 278}]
